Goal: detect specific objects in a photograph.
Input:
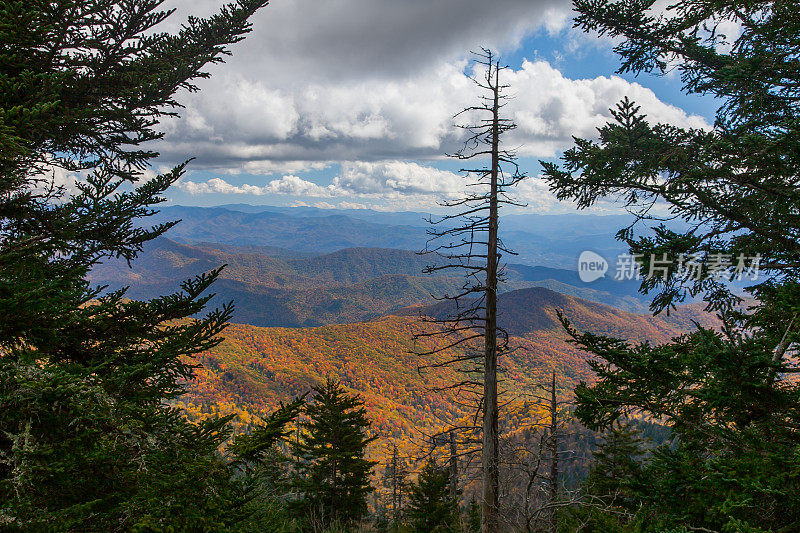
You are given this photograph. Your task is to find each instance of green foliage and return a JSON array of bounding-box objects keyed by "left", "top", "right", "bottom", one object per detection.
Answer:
[
  {"left": 543, "top": 0, "right": 800, "bottom": 530},
  {"left": 558, "top": 505, "right": 641, "bottom": 533},
  {"left": 230, "top": 395, "right": 307, "bottom": 466},
  {"left": 228, "top": 397, "right": 307, "bottom": 532},
  {"left": 404, "top": 460, "right": 460, "bottom": 533},
  {"left": 543, "top": 0, "right": 800, "bottom": 316},
  {"left": 0, "top": 0, "right": 270, "bottom": 530},
  {"left": 585, "top": 423, "right": 647, "bottom": 514},
  {"left": 465, "top": 497, "right": 481, "bottom": 533},
  {"left": 290, "top": 379, "right": 378, "bottom": 529}
]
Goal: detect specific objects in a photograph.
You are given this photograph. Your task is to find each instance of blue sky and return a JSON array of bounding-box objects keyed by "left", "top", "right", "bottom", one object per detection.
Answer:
[{"left": 151, "top": 0, "right": 718, "bottom": 214}]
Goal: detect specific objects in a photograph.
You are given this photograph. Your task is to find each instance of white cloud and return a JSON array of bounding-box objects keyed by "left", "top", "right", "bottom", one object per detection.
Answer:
[
  {"left": 175, "top": 159, "right": 631, "bottom": 214},
  {"left": 158, "top": 59, "right": 708, "bottom": 172},
  {"left": 334, "top": 161, "right": 464, "bottom": 197},
  {"left": 235, "top": 160, "right": 331, "bottom": 176},
  {"left": 310, "top": 201, "right": 371, "bottom": 210},
  {"left": 153, "top": 0, "right": 713, "bottom": 213},
  {"left": 162, "top": 0, "right": 573, "bottom": 83},
  {"left": 177, "top": 175, "right": 335, "bottom": 197},
  {"left": 153, "top": 0, "right": 582, "bottom": 171},
  {"left": 155, "top": 62, "right": 475, "bottom": 169},
  {"left": 178, "top": 161, "right": 465, "bottom": 201}
]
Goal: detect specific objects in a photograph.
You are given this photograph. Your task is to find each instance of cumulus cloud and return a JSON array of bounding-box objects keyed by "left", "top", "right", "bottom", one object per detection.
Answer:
[
  {"left": 157, "top": 60, "right": 708, "bottom": 171},
  {"left": 163, "top": 0, "right": 572, "bottom": 83},
  {"left": 177, "top": 175, "right": 335, "bottom": 197},
  {"left": 178, "top": 161, "right": 465, "bottom": 200},
  {"left": 176, "top": 159, "right": 616, "bottom": 214},
  {"left": 155, "top": 63, "right": 474, "bottom": 169},
  {"left": 153, "top": 0, "right": 712, "bottom": 212},
  {"left": 304, "top": 201, "right": 372, "bottom": 211},
  {"left": 153, "top": 0, "right": 578, "bottom": 171},
  {"left": 334, "top": 161, "right": 464, "bottom": 197},
  {"left": 235, "top": 160, "right": 331, "bottom": 176}
]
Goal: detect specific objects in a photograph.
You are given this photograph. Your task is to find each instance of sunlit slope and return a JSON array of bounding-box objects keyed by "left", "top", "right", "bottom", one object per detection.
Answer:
[
  {"left": 397, "top": 286, "right": 718, "bottom": 339},
  {"left": 181, "top": 287, "right": 716, "bottom": 440}
]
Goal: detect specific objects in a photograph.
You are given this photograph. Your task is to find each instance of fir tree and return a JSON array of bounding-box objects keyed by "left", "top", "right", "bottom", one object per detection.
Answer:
[
  {"left": 290, "top": 379, "right": 378, "bottom": 529},
  {"left": 466, "top": 497, "right": 482, "bottom": 533},
  {"left": 0, "top": 0, "right": 271, "bottom": 530},
  {"left": 405, "top": 460, "right": 461, "bottom": 533},
  {"left": 230, "top": 397, "right": 306, "bottom": 533},
  {"left": 542, "top": 0, "right": 800, "bottom": 529},
  {"left": 585, "top": 423, "right": 646, "bottom": 513}
]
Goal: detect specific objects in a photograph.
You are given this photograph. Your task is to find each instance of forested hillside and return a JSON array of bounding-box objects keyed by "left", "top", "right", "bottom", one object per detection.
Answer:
[
  {"left": 399, "top": 286, "right": 717, "bottom": 339},
  {"left": 180, "top": 287, "right": 714, "bottom": 441}
]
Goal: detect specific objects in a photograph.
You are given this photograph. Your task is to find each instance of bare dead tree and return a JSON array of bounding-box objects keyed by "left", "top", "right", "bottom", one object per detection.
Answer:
[
  {"left": 501, "top": 423, "right": 548, "bottom": 532},
  {"left": 450, "top": 430, "right": 460, "bottom": 503},
  {"left": 499, "top": 372, "right": 578, "bottom": 532},
  {"left": 416, "top": 48, "right": 526, "bottom": 533},
  {"left": 382, "top": 443, "right": 409, "bottom": 532},
  {"left": 547, "top": 372, "right": 559, "bottom": 533}
]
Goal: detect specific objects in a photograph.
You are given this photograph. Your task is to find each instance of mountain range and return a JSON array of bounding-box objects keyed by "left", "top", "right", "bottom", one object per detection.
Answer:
[
  {"left": 109, "top": 203, "right": 718, "bottom": 470},
  {"left": 143, "top": 204, "right": 635, "bottom": 268},
  {"left": 94, "top": 203, "right": 651, "bottom": 317},
  {"left": 89, "top": 235, "right": 648, "bottom": 327}
]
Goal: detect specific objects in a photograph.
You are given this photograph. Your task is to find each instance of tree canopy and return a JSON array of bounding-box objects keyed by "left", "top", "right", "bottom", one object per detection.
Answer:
[
  {"left": 0, "top": 1, "right": 273, "bottom": 530},
  {"left": 543, "top": 0, "right": 800, "bottom": 530}
]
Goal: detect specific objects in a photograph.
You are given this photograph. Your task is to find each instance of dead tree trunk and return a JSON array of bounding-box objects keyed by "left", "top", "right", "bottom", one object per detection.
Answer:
[
  {"left": 449, "top": 430, "right": 459, "bottom": 502},
  {"left": 482, "top": 62, "right": 501, "bottom": 533},
  {"left": 548, "top": 372, "right": 559, "bottom": 533},
  {"left": 383, "top": 443, "right": 407, "bottom": 532},
  {"left": 415, "top": 48, "right": 525, "bottom": 533}
]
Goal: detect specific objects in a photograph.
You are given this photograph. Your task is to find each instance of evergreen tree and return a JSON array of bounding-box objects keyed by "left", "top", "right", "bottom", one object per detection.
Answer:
[
  {"left": 542, "top": 0, "right": 800, "bottom": 530},
  {"left": 405, "top": 460, "right": 460, "bottom": 533},
  {"left": 585, "top": 423, "right": 646, "bottom": 513},
  {"left": 290, "top": 379, "right": 378, "bottom": 529},
  {"left": 230, "top": 397, "right": 307, "bottom": 533},
  {"left": 0, "top": 0, "right": 270, "bottom": 530},
  {"left": 465, "top": 497, "right": 481, "bottom": 533}
]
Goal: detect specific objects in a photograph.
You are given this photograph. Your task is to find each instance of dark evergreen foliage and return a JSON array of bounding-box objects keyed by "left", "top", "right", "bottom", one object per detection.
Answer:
[
  {"left": 405, "top": 460, "right": 460, "bottom": 533},
  {"left": 232, "top": 397, "right": 306, "bottom": 533},
  {"left": 585, "top": 423, "right": 646, "bottom": 514},
  {"left": 465, "top": 497, "right": 481, "bottom": 533},
  {"left": 0, "top": 0, "right": 272, "bottom": 530},
  {"left": 290, "top": 379, "right": 378, "bottom": 529},
  {"left": 543, "top": 0, "right": 800, "bottom": 530}
]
